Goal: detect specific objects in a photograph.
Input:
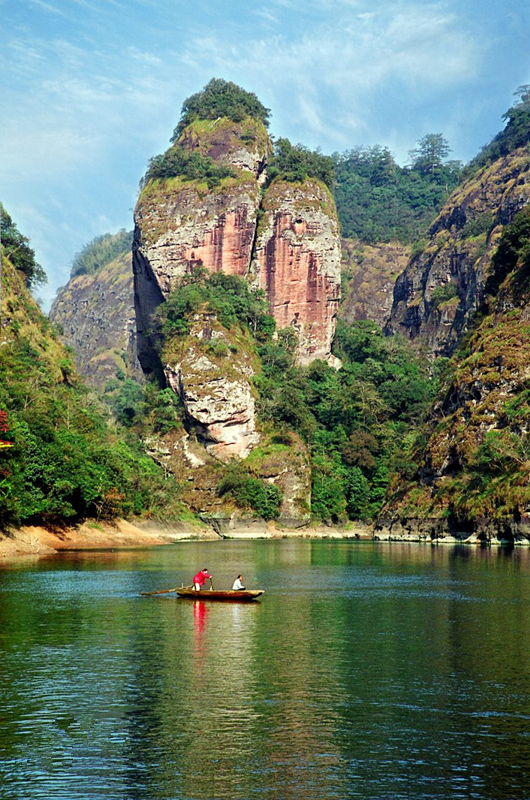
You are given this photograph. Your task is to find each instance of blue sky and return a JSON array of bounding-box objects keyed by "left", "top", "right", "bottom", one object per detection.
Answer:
[{"left": 1, "top": 0, "right": 529, "bottom": 309}]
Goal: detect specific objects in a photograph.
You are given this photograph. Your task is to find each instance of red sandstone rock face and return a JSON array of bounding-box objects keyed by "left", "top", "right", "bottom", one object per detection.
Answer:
[
  {"left": 182, "top": 207, "right": 255, "bottom": 278},
  {"left": 251, "top": 179, "right": 341, "bottom": 363}
]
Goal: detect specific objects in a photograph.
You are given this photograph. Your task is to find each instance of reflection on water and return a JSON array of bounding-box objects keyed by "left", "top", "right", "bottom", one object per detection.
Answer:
[{"left": 1, "top": 541, "right": 530, "bottom": 799}]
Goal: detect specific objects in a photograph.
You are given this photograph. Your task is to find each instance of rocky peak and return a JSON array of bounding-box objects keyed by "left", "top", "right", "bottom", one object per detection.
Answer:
[
  {"left": 177, "top": 117, "right": 271, "bottom": 179},
  {"left": 134, "top": 117, "right": 342, "bottom": 371}
]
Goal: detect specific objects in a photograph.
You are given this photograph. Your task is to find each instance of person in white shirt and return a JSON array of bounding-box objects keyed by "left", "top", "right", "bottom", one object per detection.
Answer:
[{"left": 232, "top": 574, "right": 245, "bottom": 591}]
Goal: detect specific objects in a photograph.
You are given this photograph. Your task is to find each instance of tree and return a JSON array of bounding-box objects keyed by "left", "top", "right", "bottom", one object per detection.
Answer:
[
  {"left": 408, "top": 134, "right": 451, "bottom": 175},
  {"left": 0, "top": 204, "right": 47, "bottom": 288},
  {"left": 267, "top": 138, "right": 335, "bottom": 189}
]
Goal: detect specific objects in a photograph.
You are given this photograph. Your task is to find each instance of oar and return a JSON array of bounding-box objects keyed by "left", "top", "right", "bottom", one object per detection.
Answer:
[{"left": 140, "top": 585, "right": 192, "bottom": 596}]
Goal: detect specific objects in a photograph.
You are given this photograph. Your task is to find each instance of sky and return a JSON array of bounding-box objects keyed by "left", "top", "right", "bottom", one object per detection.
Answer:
[{"left": 1, "top": 0, "right": 529, "bottom": 309}]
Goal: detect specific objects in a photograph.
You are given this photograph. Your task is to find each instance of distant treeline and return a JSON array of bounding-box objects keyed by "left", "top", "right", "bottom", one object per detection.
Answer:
[{"left": 71, "top": 230, "right": 133, "bottom": 278}]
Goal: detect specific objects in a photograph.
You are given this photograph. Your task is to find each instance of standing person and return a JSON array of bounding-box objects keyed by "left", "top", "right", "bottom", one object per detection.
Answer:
[
  {"left": 192, "top": 568, "right": 213, "bottom": 591},
  {"left": 232, "top": 574, "right": 245, "bottom": 591}
]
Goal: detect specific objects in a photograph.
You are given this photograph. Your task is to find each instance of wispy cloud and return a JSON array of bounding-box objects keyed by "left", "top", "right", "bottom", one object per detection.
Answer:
[{"left": 175, "top": 2, "right": 484, "bottom": 150}]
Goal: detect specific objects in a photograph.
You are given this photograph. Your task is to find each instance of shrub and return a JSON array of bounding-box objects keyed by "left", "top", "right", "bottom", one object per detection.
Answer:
[{"left": 217, "top": 461, "right": 282, "bottom": 520}]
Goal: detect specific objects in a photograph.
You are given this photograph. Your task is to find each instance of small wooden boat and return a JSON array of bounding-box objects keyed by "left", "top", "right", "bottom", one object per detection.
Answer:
[{"left": 175, "top": 588, "right": 264, "bottom": 602}]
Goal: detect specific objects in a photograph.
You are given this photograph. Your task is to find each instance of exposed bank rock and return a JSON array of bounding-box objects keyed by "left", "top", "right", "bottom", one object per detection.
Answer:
[
  {"left": 50, "top": 250, "right": 140, "bottom": 387},
  {"left": 339, "top": 239, "right": 410, "bottom": 328},
  {"left": 381, "top": 206, "right": 530, "bottom": 542},
  {"left": 387, "top": 147, "right": 530, "bottom": 356},
  {"left": 144, "top": 427, "right": 311, "bottom": 530},
  {"left": 163, "top": 309, "right": 259, "bottom": 461},
  {"left": 251, "top": 178, "right": 341, "bottom": 363}
]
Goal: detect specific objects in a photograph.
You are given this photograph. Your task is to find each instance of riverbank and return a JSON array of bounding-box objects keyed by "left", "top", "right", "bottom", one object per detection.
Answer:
[
  {"left": 0, "top": 519, "right": 372, "bottom": 560},
  {"left": 0, "top": 518, "right": 216, "bottom": 560}
]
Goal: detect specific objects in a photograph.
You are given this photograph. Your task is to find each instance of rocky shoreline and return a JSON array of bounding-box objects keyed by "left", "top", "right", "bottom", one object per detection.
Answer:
[
  {"left": 374, "top": 516, "right": 530, "bottom": 545},
  {"left": 3, "top": 515, "right": 529, "bottom": 562}
]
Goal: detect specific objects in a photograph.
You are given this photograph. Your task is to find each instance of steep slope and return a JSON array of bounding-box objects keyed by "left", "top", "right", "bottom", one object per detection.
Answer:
[
  {"left": 387, "top": 146, "right": 530, "bottom": 356},
  {"left": 339, "top": 239, "right": 410, "bottom": 328},
  {"left": 380, "top": 207, "right": 530, "bottom": 542},
  {"left": 50, "top": 248, "right": 140, "bottom": 387}
]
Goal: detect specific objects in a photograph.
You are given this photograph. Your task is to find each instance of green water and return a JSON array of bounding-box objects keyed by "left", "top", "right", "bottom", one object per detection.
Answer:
[{"left": 1, "top": 540, "right": 530, "bottom": 800}]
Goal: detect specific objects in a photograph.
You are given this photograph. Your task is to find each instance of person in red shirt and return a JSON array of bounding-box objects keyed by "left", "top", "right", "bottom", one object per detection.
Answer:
[{"left": 192, "top": 568, "right": 213, "bottom": 591}]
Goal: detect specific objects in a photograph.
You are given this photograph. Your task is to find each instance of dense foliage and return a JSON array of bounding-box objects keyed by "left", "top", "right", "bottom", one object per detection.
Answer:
[
  {"left": 267, "top": 138, "right": 335, "bottom": 190},
  {"left": 156, "top": 268, "right": 275, "bottom": 339},
  {"left": 217, "top": 460, "right": 282, "bottom": 521},
  {"left": 0, "top": 204, "right": 47, "bottom": 288},
  {"left": 171, "top": 78, "right": 271, "bottom": 141},
  {"left": 0, "top": 337, "right": 185, "bottom": 527},
  {"left": 141, "top": 147, "right": 236, "bottom": 190},
  {"left": 255, "top": 319, "right": 435, "bottom": 521},
  {"left": 333, "top": 137, "right": 462, "bottom": 244},
  {"left": 0, "top": 221, "right": 187, "bottom": 528},
  {"left": 71, "top": 230, "right": 133, "bottom": 278},
  {"left": 471, "top": 86, "right": 530, "bottom": 169},
  {"left": 486, "top": 206, "right": 530, "bottom": 297}
]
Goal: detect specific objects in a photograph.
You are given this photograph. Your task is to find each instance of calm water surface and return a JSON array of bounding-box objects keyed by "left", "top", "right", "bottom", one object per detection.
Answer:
[{"left": 1, "top": 540, "right": 530, "bottom": 800}]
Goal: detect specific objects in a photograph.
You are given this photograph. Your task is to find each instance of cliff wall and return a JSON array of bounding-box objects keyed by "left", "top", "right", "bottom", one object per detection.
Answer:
[
  {"left": 50, "top": 250, "right": 140, "bottom": 387},
  {"left": 133, "top": 120, "right": 342, "bottom": 369},
  {"left": 387, "top": 147, "right": 530, "bottom": 356},
  {"left": 339, "top": 239, "right": 410, "bottom": 328},
  {"left": 380, "top": 206, "right": 530, "bottom": 543}
]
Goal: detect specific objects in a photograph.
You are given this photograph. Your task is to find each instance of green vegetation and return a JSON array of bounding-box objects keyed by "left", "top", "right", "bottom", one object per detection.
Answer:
[
  {"left": 157, "top": 271, "right": 435, "bottom": 523},
  {"left": 0, "top": 336, "right": 186, "bottom": 527},
  {"left": 471, "top": 86, "right": 530, "bottom": 169},
  {"left": 333, "top": 137, "right": 463, "bottom": 243},
  {"left": 142, "top": 148, "right": 237, "bottom": 190},
  {"left": 172, "top": 78, "right": 271, "bottom": 141},
  {"left": 430, "top": 283, "right": 459, "bottom": 307},
  {"left": 485, "top": 206, "right": 530, "bottom": 297},
  {"left": 155, "top": 267, "right": 275, "bottom": 340},
  {"left": 267, "top": 138, "right": 335, "bottom": 190},
  {"left": 0, "top": 220, "right": 188, "bottom": 529},
  {"left": 387, "top": 208, "right": 530, "bottom": 522},
  {"left": 217, "top": 460, "right": 282, "bottom": 520},
  {"left": 71, "top": 230, "right": 133, "bottom": 278},
  {"left": 0, "top": 204, "right": 47, "bottom": 288}
]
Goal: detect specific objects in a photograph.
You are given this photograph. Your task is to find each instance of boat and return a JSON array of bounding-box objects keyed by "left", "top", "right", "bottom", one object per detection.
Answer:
[{"left": 175, "top": 588, "right": 264, "bottom": 602}]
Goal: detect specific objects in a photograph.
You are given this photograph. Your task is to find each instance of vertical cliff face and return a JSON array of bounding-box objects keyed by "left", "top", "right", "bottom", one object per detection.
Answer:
[
  {"left": 50, "top": 250, "right": 141, "bottom": 387},
  {"left": 380, "top": 207, "right": 530, "bottom": 540},
  {"left": 251, "top": 178, "right": 341, "bottom": 363},
  {"left": 387, "top": 148, "right": 530, "bottom": 356}
]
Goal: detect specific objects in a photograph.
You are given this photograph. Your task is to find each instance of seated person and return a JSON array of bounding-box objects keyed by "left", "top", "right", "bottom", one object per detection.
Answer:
[{"left": 232, "top": 574, "right": 245, "bottom": 591}]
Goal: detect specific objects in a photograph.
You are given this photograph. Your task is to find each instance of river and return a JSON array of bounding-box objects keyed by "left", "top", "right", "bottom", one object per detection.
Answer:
[{"left": 1, "top": 539, "right": 530, "bottom": 800}]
